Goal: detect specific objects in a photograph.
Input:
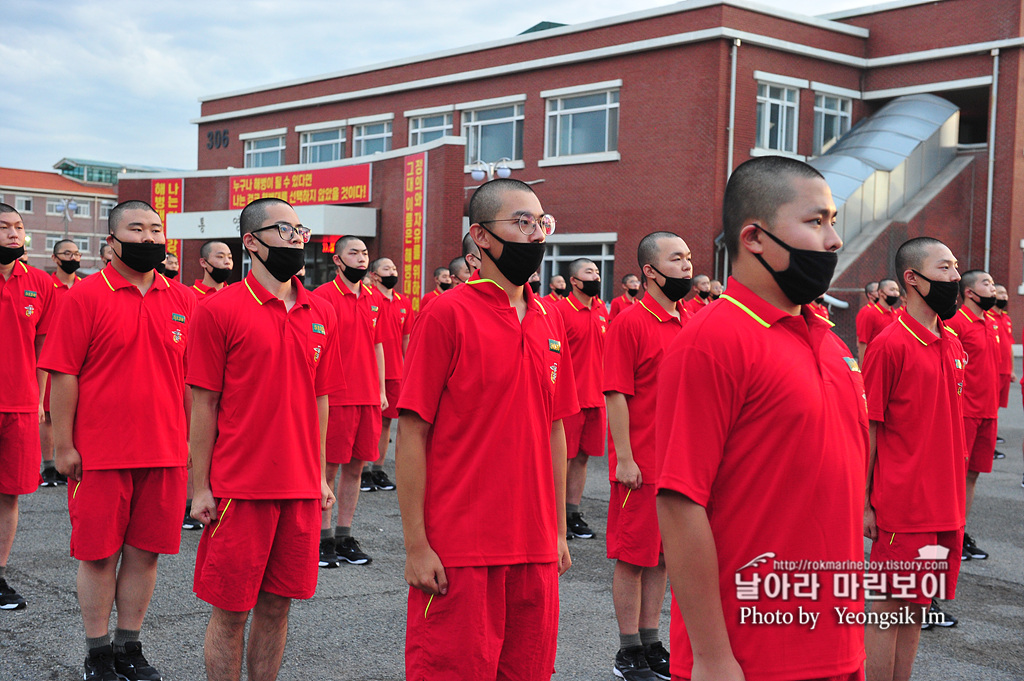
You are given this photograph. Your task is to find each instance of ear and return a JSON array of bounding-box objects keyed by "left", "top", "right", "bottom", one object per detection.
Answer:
[
  {"left": 738, "top": 223, "right": 764, "bottom": 255},
  {"left": 469, "top": 224, "right": 492, "bottom": 252}
]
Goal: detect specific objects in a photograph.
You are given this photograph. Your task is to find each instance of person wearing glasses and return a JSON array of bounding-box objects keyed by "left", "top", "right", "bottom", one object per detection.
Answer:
[
  {"left": 311, "top": 236, "right": 386, "bottom": 568},
  {"left": 41, "top": 200, "right": 194, "bottom": 681},
  {"left": 39, "top": 239, "right": 82, "bottom": 488},
  {"left": 397, "top": 179, "right": 577, "bottom": 680},
  {"left": 187, "top": 198, "right": 341, "bottom": 681}
]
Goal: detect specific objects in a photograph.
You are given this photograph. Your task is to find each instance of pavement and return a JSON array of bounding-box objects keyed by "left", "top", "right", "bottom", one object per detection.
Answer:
[{"left": 3, "top": 371, "right": 1023, "bottom": 680}]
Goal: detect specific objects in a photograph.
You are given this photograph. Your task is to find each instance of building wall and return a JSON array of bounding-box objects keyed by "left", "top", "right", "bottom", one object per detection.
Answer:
[{"left": 0, "top": 191, "right": 112, "bottom": 272}]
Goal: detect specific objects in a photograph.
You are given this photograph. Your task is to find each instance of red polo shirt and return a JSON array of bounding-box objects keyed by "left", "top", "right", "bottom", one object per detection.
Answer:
[
  {"left": 946, "top": 306, "right": 1000, "bottom": 418},
  {"left": 609, "top": 293, "right": 640, "bottom": 321},
  {"left": 656, "top": 277, "right": 867, "bottom": 681},
  {"left": 603, "top": 298, "right": 687, "bottom": 479},
  {"left": 682, "top": 294, "right": 710, "bottom": 317},
  {"left": 419, "top": 288, "right": 443, "bottom": 312},
  {"left": 856, "top": 302, "right": 897, "bottom": 345},
  {"left": 1, "top": 262, "right": 54, "bottom": 412},
  {"left": 39, "top": 265, "right": 194, "bottom": 469},
  {"left": 863, "top": 312, "right": 967, "bottom": 532},
  {"left": 187, "top": 272, "right": 343, "bottom": 499},
  {"left": 806, "top": 301, "right": 830, "bottom": 321},
  {"left": 544, "top": 292, "right": 562, "bottom": 305},
  {"left": 377, "top": 290, "right": 414, "bottom": 380},
  {"left": 398, "top": 275, "right": 579, "bottom": 567},
  {"left": 556, "top": 293, "right": 608, "bottom": 409},
  {"left": 311, "top": 277, "right": 381, "bottom": 406},
  {"left": 996, "top": 310, "right": 1013, "bottom": 376},
  {"left": 191, "top": 280, "right": 221, "bottom": 300}
]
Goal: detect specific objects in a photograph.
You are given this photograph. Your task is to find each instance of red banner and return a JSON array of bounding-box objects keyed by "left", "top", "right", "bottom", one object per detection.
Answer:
[
  {"left": 229, "top": 165, "right": 371, "bottom": 210},
  {"left": 151, "top": 179, "right": 183, "bottom": 230},
  {"left": 402, "top": 153, "right": 427, "bottom": 310}
]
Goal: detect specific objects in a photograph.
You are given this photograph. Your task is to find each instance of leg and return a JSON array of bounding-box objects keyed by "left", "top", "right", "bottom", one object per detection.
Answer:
[
  {"left": 78, "top": 552, "right": 121, "bottom": 638},
  {"left": 40, "top": 413, "right": 54, "bottom": 464},
  {"left": 965, "top": 469, "right": 979, "bottom": 519},
  {"left": 321, "top": 463, "right": 340, "bottom": 530},
  {"left": 566, "top": 453, "right": 589, "bottom": 507},
  {"left": 246, "top": 591, "right": 291, "bottom": 681},
  {"left": 892, "top": 605, "right": 925, "bottom": 681},
  {"left": 205, "top": 607, "right": 248, "bottom": 681},
  {"left": 865, "top": 597, "right": 924, "bottom": 681},
  {"left": 0, "top": 493, "right": 18, "bottom": 567},
  {"left": 337, "top": 460, "right": 364, "bottom": 528},
  {"left": 612, "top": 559, "right": 644, "bottom": 635},
  {"left": 638, "top": 558, "right": 668, "bottom": 630},
  {"left": 113, "top": 545, "right": 159, "bottom": 631},
  {"left": 377, "top": 417, "right": 392, "bottom": 466}
]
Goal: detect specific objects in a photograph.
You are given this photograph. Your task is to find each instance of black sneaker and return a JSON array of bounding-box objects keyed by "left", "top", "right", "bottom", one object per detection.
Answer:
[
  {"left": 963, "top": 532, "right": 989, "bottom": 560},
  {"left": 40, "top": 466, "right": 60, "bottom": 488},
  {"left": 927, "top": 600, "right": 957, "bottom": 628},
  {"left": 0, "top": 578, "right": 26, "bottom": 610},
  {"left": 182, "top": 509, "right": 203, "bottom": 531},
  {"left": 996, "top": 435, "right": 1006, "bottom": 444},
  {"left": 359, "top": 471, "right": 375, "bottom": 492},
  {"left": 614, "top": 645, "right": 659, "bottom": 680},
  {"left": 83, "top": 644, "right": 123, "bottom": 681},
  {"left": 643, "top": 641, "right": 670, "bottom": 680},
  {"left": 567, "top": 511, "right": 594, "bottom": 539},
  {"left": 114, "top": 641, "right": 162, "bottom": 680},
  {"left": 371, "top": 469, "right": 396, "bottom": 491},
  {"left": 994, "top": 449, "right": 1006, "bottom": 459},
  {"left": 336, "top": 536, "right": 371, "bottom": 565},
  {"left": 318, "top": 538, "right": 341, "bottom": 569}
]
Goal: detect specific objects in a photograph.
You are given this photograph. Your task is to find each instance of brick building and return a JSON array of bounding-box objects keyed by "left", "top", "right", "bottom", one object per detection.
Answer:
[{"left": 117, "top": 0, "right": 1024, "bottom": 347}]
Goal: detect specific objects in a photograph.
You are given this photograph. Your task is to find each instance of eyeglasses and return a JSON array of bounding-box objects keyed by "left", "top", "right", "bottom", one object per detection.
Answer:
[
  {"left": 56, "top": 251, "right": 81, "bottom": 260},
  {"left": 253, "top": 222, "right": 311, "bottom": 244},
  {"left": 479, "top": 213, "right": 556, "bottom": 237}
]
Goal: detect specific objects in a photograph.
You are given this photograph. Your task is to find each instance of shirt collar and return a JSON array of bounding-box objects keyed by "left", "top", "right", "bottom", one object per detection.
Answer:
[
  {"left": 192, "top": 280, "right": 213, "bottom": 294},
  {"left": 100, "top": 264, "right": 171, "bottom": 293},
  {"left": 50, "top": 270, "right": 77, "bottom": 289},
  {"left": 466, "top": 272, "right": 547, "bottom": 314},
  {"left": 957, "top": 305, "right": 984, "bottom": 324},
  {"left": 5, "top": 261, "right": 29, "bottom": 278},
  {"left": 638, "top": 296, "right": 680, "bottom": 324},
  {"left": 896, "top": 310, "right": 951, "bottom": 346},
  {"left": 244, "top": 271, "right": 310, "bottom": 308}
]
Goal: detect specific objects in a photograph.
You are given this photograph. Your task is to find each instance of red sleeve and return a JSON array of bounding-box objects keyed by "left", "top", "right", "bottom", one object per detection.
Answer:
[
  {"left": 549, "top": 309, "right": 580, "bottom": 422},
  {"left": 856, "top": 307, "right": 872, "bottom": 344},
  {"left": 35, "top": 273, "right": 56, "bottom": 336},
  {"left": 314, "top": 301, "right": 344, "bottom": 396},
  {"left": 862, "top": 337, "right": 894, "bottom": 422},
  {"left": 185, "top": 302, "right": 227, "bottom": 393},
  {"left": 397, "top": 304, "right": 455, "bottom": 424},
  {"left": 402, "top": 296, "right": 416, "bottom": 336},
  {"left": 37, "top": 292, "right": 92, "bottom": 376},
  {"left": 603, "top": 313, "right": 638, "bottom": 397}
]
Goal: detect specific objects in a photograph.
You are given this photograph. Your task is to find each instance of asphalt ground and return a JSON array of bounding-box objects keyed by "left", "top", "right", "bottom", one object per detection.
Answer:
[{"left": 3, "top": 370, "right": 1023, "bottom": 680}]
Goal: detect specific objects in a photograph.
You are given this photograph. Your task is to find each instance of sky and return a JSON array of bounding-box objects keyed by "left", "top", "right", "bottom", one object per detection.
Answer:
[{"left": 1, "top": 0, "right": 870, "bottom": 174}]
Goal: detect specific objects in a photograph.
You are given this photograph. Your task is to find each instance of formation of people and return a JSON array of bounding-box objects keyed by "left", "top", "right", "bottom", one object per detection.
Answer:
[{"left": 0, "top": 153, "right": 1010, "bottom": 681}]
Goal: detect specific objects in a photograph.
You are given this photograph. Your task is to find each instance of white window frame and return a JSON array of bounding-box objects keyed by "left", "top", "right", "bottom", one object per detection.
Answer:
[
  {"left": 813, "top": 93, "right": 852, "bottom": 156},
  {"left": 299, "top": 127, "right": 346, "bottom": 164},
  {"left": 755, "top": 76, "right": 802, "bottom": 155},
  {"left": 46, "top": 199, "right": 62, "bottom": 216},
  {"left": 243, "top": 134, "right": 286, "bottom": 168},
  {"left": 44, "top": 234, "right": 63, "bottom": 251},
  {"left": 460, "top": 100, "right": 525, "bottom": 168},
  {"left": 408, "top": 113, "right": 454, "bottom": 146},
  {"left": 351, "top": 117, "right": 393, "bottom": 156},
  {"left": 15, "top": 196, "right": 33, "bottom": 213},
  {"left": 100, "top": 202, "right": 114, "bottom": 219},
  {"left": 73, "top": 236, "right": 90, "bottom": 253},
  {"left": 541, "top": 233, "right": 619, "bottom": 302},
  {"left": 541, "top": 82, "right": 620, "bottom": 166},
  {"left": 75, "top": 202, "right": 90, "bottom": 218}
]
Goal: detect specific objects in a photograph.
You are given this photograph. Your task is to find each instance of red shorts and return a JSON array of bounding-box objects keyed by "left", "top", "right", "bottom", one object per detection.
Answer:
[
  {"left": 868, "top": 527, "right": 963, "bottom": 605},
  {"left": 326, "top": 404, "right": 381, "bottom": 465},
  {"left": 382, "top": 379, "right": 402, "bottom": 420},
  {"left": 606, "top": 482, "right": 662, "bottom": 567},
  {"left": 563, "top": 406, "right": 606, "bottom": 459},
  {"left": 68, "top": 467, "right": 187, "bottom": 560},
  {"left": 406, "top": 562, "right": 559, "bottom": 681},
  {"left": 999, "top": 374, "right": 1011, "bottom": 409},
  {"left": 0, "top": 412, "right": 41, "bottom": 495},
  {"left": 964, "top": 416, "right": 997, "bottom": 473},
  {"left": 194, "top": 497, "right": 320, "bottom": 612}
]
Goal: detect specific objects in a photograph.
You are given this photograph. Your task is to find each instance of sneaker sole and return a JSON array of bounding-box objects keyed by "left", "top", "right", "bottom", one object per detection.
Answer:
[
  {"left": 339, "top": 557, "right": 371, "bottom": 565},
  {"left": 569, "top": 531, "right": 595, "bottom": 539},
  {"left": 965, "top": 552, "right": 988, "bottom": 560},
  {"left": 318, "top": 561, "right": 341, "bottom": 569},
  {"left": 933, "top": 620, "right": 957, "bottom": 628},
  {"left": 0, "top": 602, "right": 26, "bottom": 610},
  {"left": 374, "top": 485, "right": 396, "bottom": 491}
]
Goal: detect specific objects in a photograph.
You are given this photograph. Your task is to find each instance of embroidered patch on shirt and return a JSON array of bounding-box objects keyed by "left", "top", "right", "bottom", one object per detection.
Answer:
[
  {"left": 842, "top": 357, "right": 860, "bottom": 373},
  {"left": 312, "top": 323, "right": 326, "bottom": 335},
  {"left": 24, "top": 290, "right": 37, "bottom": 298},
  {"left": 548, "top": 339, "right": 561, "bottom": 353},
  {"left": 171, "top": 313, "right": 187, "bottom": 323}
]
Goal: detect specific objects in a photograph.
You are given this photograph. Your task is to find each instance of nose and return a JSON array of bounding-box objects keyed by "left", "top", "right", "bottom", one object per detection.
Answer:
[{"left": 823, "top": 220, "right": 843, "bottom": 252}]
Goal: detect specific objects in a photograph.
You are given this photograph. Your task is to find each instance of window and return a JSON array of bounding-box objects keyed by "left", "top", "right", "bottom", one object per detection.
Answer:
[
  {"left": 100, "top": 203, "right": 114, "bottom": 219},
  {"left": 46, "top": 199, "right": 91, "bottom": 217},
  {"left": 76, "top": 202, "right": 90, "bottom": 218},
  {"left": 409, "top": 114, "right": 453, "bottom": 146},
  {"left": 300, "top": 128, "right": 345, "bottom": 164},
  {"left": 462, "top": 104, "right": 524, "bottom": 165},
  {"left": 15, "top": 196, "right": 32, "bottom": 213},
  {"left": 814, "top": 95, "right": 852, "bottom": 155},
  {"left": 352, "top": 123, "right": 392, "bottom": 156},
  {"left": 545, "top": 90, "right": 619, "bottom": 158},
  {"left": 85, "top": 167, "right": 118, "bottom": 184},
  {"left": 44, "top": 234, "right": 62, "bottom": 251},
  {"left": 541, "top": 240, "right": 617, "bottom": 302},
  {"left": 756, "top": 83, "right": 799, "bottom": 153},
  {"left": 46, "top": 200, "right": 61, "bottom": 216},
  {"left": 73, "top": 236, "right": 90, "bottom": 252},
  {"left": 244, "top": 136, "right": 285, "bottom": 168}
]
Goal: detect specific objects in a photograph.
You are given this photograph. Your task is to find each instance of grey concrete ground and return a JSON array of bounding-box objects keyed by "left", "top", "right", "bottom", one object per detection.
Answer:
[{"left": 3, "top": 374, "right": 1023, "bottom": 680}]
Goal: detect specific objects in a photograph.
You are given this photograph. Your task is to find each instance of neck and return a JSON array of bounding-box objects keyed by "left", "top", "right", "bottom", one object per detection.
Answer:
[
  {"left": 338, "top": 271, "right": 360, "bottom": 295},
  {"left": 112, "top": 258, "right": 155, "bottom": 289},
  {"left": 878, "top": 299, "right": 891, "bottom": 311},
  {"left": 252, "top": 264, "right": 292, "bottom": 301},
  {"left": 572, "top": 288, "right": 592, "bottom": 308},
  {"left": 0, "top": 261, "right": 15, "bottom": 279},
  {"left": 965, "top": 299, "right": 984, "bottom": 317},
  {"left": 376, "top": 283, "right": 393, "bottom": 299},
  {"left": 201, "top": 273, "right": 223, "bottom": 290},
  {"left": 479, "top": 260, "right": 524, "bottom": 306},
  {"left": 906, "top": 294, "right": 941, "bottom": 336},
  {"left": 732, "top": 259, "right": 800, "bottom": 316},
  {"left": 646, "top": 281, "right": 679, "bottom": 317},
  {"left": 56, "top": 268, "right": 76, "bottom": 285}
]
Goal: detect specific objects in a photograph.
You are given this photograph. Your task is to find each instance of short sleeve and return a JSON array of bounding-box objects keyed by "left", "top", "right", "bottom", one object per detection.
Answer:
[
  {"left": 315, "top": 302, "right": 345, "bottom": 396},
  {"left": 397, "top": 304, "right": 455, "bottom": 424},
  {"left": 862, "top": 337, "right": 894, "bottom": 422},
  {"left": 38, "top": 293, "right": 92, "bottom": 377},
  {"left": 185, "top": 302, "right": 227, "bottom": 393},
  {"left": 550, "top": 310, "right": 580, "bottom": 422},
  {"left": 34, "top": 275, "right": 56, "bottom": 336},
  {"left": 603, "top": 314, "right": 639, "bottom": 397}
]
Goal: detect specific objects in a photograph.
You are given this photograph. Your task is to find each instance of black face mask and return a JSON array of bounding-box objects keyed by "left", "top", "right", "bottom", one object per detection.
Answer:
[
  {"left": 343, "top": 264, "right": 368, "bottom": 284},
  {"left": 480, "top": 226, "right": 546, "bottom": 287},
  {"left": 111, "top": 236, "right": 166, "bottom": 273},
  {"left": 884, "top": 294, "right": 900, "bottom": 307},
  {"left": 753, "top": 226, "right": 837, "bottom": 306},
  {"left": 0, "top": 244, "right": 25, "bottom": 265},
  {"left": 165, "top": 269, "right": 178, "bottom": 279},
  {"left": 553, "top": 286, "right": 569, "bottom": 297},
  {"left": 251, "top": 236, "right": 305, "bottom": 283},
  {"left": 627, "top": 288, "right": 640, "bottom": 298},
  {"left": 698, "top": 289, "right": 711, "bottom": 299},
  {"left": 650, "top": 266, "right": 692, "bottom": 302},
  {"left": 575, "top": 279, "right": 601, "bottom": 298},
  {"left": 911, "top": 271, "right": 960, "bottom": 320},
  {"left": 207, "top": 265, "right": 232, "bottom": 284},
  {"left": 972, "top": 293, "right": 997, "bottom": 311},
  {"left": 438, "top": 281, "right": 452, "bottom": 291},
  {"left": 529, "top": 280, "right": 541, "bottom": 294},
  {"left": 380, "top": 274, "right": 399, "bottom": 290},
  {"left": 712, "top": 294, "right": 721, "bottom": 300},
  {"left": 815, "top": 297, "right": 825, "bottom": 305},
  {"left": 996, "top": 298, "right": 1008, "bottom": 310},
  {"left": 58, "top": 259, "right": 81, "bottom": 275}
]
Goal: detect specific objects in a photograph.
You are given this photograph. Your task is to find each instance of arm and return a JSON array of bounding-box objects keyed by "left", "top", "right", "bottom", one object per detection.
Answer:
[
  {"left": 550, "top": 418, "right": 572, "bottom": 576},
  {"left": 864, "top": 421, "right": 879, "bottom": 540},
  {"left": 857, "top": 341, "right": 867, "bottom": 367},
  {"left": 605, "top": 391, "right": 641, "bottom": 489},
  {"left": 49, "top": 372, "right": 82, "bottom": 481},
  {"left": 189, "top": 387, "right": 221, "bottom": 525},
  {"left": 403, "top": 333, "right": 410, "bottom": 356},
  {"left": 35, "top": 335, "right": 47, "bottom": 422},
  {"left": 396, "top": 410, "right": 447, "bottom": 595},
  {"left": 318, "top": 394, "right": 335, "bottom": 510},
  {"left": 375, "top": 342, "right": 388, "bottom": 411},
  {"left": 658, "top": 490, "right": 745, "bottom": 681}
]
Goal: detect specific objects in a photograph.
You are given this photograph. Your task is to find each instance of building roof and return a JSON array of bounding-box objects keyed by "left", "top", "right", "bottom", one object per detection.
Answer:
[
  {"left": 52, "top": 157, "right": 176, "bottom": 173},
  {"left": 519, "top": 21, "right": 568, "bottom": 35},
  {"left": 0, "top": 167, "right": 117, "bottom": 197}
]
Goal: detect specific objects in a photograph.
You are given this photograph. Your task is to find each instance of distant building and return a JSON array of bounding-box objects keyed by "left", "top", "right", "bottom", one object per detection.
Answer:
[{"left": 53, "top": 158, "right": 172, "bottom": 186}]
